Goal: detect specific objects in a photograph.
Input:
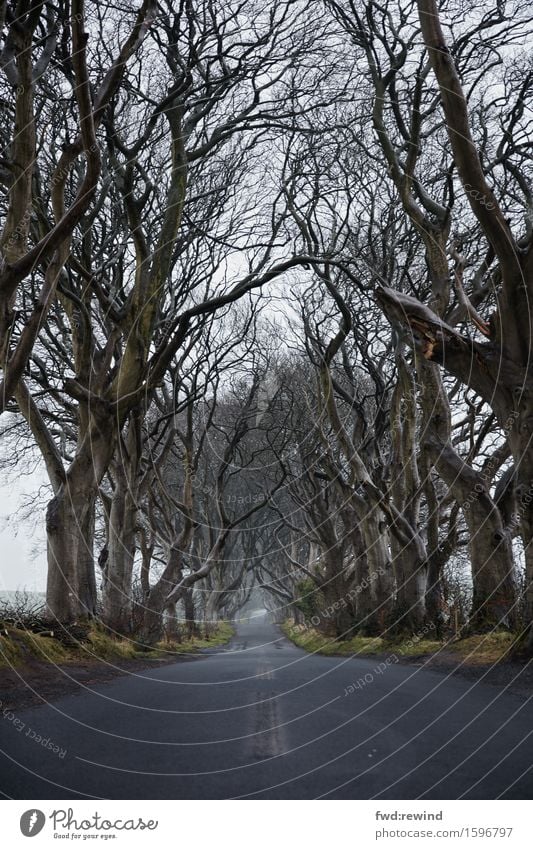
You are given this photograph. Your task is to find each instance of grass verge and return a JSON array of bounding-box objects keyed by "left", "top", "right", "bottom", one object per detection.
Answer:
[
  {"left": 0, "top": 620, "right": 235, "bottom": 669},
  {"left": 281, "top": 620, "right": 520, "bottom": 665}
]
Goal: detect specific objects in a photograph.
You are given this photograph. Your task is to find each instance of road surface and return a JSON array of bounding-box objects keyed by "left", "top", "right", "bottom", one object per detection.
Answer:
[{"left": 1, "top": 618, "right": 532, "bottom": 799}]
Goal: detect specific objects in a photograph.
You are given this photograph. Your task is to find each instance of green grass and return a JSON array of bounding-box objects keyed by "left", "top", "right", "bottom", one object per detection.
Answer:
[
  {"left": 281, "top": 620, "right": 518, "bottom": 664},
  {"left": 0, "top": 620, "right": 235, "bottom": 669},
  {"left": 281, "top": 622, "right": 384, "bottom": 656},
  {"left": 281, "top": 620, "right": 441, "bottom": 657},
  {"left": 151, "top": 620, "right": 235, "bottom": 656},
  {"left": 0, "top": 628, "right": 75, "bottom": 667},
  {"left": 0, "top": 630, "right": 26, "bottom": 667},
  {"left": 444, "top": 631, "right": 519, "bottom": 664}
]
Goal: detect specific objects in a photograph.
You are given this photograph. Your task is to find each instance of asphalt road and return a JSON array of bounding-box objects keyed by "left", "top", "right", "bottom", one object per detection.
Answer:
[{"left": 1, "top": 618, "right": 532, "bottom": 799}]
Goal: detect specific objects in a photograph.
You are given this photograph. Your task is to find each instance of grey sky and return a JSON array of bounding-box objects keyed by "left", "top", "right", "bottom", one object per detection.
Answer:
[{"left": 0, "top": 466, "right": 47, "bottom": 592}]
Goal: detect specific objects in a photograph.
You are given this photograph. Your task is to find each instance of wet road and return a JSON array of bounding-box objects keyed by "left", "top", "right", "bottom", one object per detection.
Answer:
[{"left": 1, "top": 618, "right": 532, "bottom": 799}]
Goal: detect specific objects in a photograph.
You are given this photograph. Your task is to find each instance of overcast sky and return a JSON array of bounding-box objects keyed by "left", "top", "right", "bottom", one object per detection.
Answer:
[{"left": 0, "top": 463, "right": 48, "bottom": 592}]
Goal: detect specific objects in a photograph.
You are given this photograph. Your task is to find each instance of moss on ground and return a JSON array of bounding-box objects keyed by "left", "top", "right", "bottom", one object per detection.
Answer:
[
  {"left": 0, "top": 628, "right": 75, "bottom": 667},
  {"left": 281, "top": 620, "right": 519, "bottom": 665},
  {"left": 444, "top": 631, "right": 519, "bottom": 664},
  {"left": 0, "top": 620, "right": 235, "bottom": 669}
]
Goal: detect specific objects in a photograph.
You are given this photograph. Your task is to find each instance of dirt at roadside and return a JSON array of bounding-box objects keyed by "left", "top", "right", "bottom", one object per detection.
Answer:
[
  {"left": 3, "top": 641, "right": 533, "bottom": 715},
  {"left": 399, "top": 650, "right": 533, "bottom": 700},
  {"left": 0, "top": 653, "right": 196, "bottom": 713}
]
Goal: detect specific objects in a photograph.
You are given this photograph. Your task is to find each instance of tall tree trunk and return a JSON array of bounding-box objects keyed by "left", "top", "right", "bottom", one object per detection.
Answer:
[
  {"left": 318, "top": 546, "right": 355, "bottom": 639},
  {"left": 388, "top": 354, "right": 428, "bottom": 631},
  {"left": 205, "top": 585, "right": 223, "bottom": 624},
  {"left": 390, "top": 537, "right": 427, "bottom": 631},
  {"left": 356, "top": 504, "right": 393, "bottom": 634},
  {"left": 102, "top": 478, "right": 137, "bottom": 634},
  {"left": 427, "top": 440, "right": 517, "bottom": 630},
  {"left": 184, "top": 589, "right": 199, "bottom": 638},
  {"left": 45, "top": 478, "right": 97, "bottom": 621},
  {"left": 140, "top": 583, "right": 169, "bottom": 646},
  {"left": 346, "top": 515, "right": 382, "bottom": 635},
  {"left": 509, "top": 432, "right": 533, "bottom": 644},
  {"left": 164, "top": 603, "right": 180, "bottom": 642},
  {"left": 45, "top": 417, "right": 116, "bottom": 622},
  {"left": 102, "top": 416, "right": 142, "bottom": 634},
  {"left": 140, "top": 537, "right": 189, "bottom": 645}
]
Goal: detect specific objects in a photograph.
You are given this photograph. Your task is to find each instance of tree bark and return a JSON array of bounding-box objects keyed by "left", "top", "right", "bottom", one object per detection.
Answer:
[
  {"left": 183, "top": 589, "right": 199, "bottom": 638},
  {"left": 318, "top": 545, "right": 355, "bottom": 639},
  {"left": 45, "top": 479, "right": 97, "bottom": 621},
  {"left": 426, "top": 440, "right": 517, "bottom": 630},
  {"left": 102, "top": 477, "right": 137, "bottom": 634}
]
